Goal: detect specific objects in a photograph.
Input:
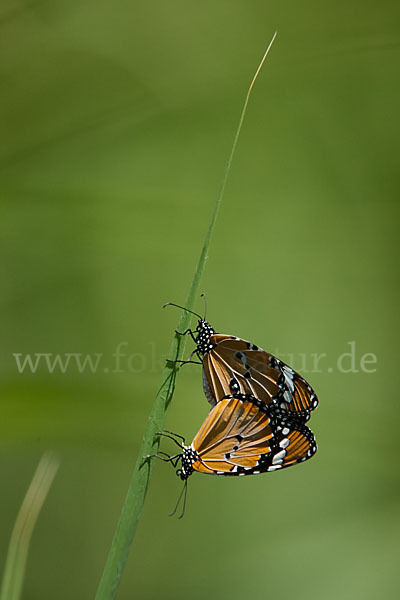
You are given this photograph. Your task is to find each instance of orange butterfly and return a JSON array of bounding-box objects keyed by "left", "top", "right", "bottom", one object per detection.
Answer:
[
  {"left": 166, "top": 303, "right": 319, "bottom": 423},
  {"left": 153, "top": 394, "right": 317, "bottom": 516}
]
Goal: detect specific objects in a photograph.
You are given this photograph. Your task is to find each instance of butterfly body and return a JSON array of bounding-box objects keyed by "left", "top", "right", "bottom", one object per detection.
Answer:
[{"left": 193, "top": 319, "right": 216, "bottom": 354}]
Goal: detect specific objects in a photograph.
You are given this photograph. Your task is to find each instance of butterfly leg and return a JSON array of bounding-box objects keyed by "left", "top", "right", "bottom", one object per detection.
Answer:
[
  {"left": 145, "top": 451, "right": 181, "bottom": 463},
  {"left": 156, "top": 431, "right": 185, "bottom": 449},
  {"left": 162, "top": 429, "right": 186, "bottom": 444},
  {"left": 170, "top": 456, "right": 182, "bottom": 468},
  {"left": 166, "top": 358, "right": 202, "bottom": 366},
  {"left": 166, "top": 348, "right": 202, "bottom": 367},
  {"left": 175, "top": 328, "right": 197, "bottom": 343}
]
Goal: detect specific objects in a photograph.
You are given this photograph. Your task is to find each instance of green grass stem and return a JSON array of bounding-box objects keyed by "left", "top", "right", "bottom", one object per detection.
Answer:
[{"left": 95, "top": 32, "right": 277, "bottom": 600}]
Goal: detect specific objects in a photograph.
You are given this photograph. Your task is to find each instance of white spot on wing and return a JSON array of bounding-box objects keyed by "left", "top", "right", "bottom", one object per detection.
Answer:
[
  {"left": 272, "top": 450, "right": 286, "bottom": 464},
  {"left": 282, "top": 365, "right": 295, "bottom": 392},
  {"left": 284, "top": 390, "right": 293, "bottom": 404}
]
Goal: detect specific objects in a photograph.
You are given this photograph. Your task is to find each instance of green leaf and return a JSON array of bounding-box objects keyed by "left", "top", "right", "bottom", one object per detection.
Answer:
[{"left": 0, "top": 453, "right": 59, "bottom": 600}]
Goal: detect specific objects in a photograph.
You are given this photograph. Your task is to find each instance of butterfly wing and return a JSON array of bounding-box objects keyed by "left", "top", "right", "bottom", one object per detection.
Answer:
[
  {"left": 203, "top": 335, "right": 318, "bottom": 421},
  {"left": 190, "top": 397, "right": 317, "bottom": 476},
  {"left": 203, "top": 336, "right": 281, "bottom": 406}
]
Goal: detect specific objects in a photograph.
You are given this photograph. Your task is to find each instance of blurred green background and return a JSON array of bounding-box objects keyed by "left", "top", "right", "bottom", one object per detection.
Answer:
[{"left": 1, "top": 1, "right": 399, "bottom": 599}]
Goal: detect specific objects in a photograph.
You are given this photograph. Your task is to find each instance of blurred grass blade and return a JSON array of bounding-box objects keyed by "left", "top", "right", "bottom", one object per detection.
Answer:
[
  {"left": 0, "top": 452, "right": 59, "bottom": 600},
  {"left": 95, "top": 32, "right": 277, "bottom": 600}
]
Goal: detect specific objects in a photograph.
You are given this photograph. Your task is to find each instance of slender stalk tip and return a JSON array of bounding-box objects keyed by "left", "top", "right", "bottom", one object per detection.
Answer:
[{"left": 95, "top": 31, "right": 279, "bottom": 600}]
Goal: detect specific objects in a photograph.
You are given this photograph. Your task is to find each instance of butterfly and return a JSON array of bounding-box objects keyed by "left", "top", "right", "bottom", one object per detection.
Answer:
[
  {"left": 152, "top": 394, "right": 317, "bottom": 516},
  {"left": 165, "top": 302, "right": 319, "bottom": 423}
]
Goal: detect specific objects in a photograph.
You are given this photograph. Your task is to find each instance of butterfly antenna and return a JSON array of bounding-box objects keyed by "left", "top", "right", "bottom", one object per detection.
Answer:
[
  {"left": 163, "top": 302, "right": 202, "bottom": 320},
  {"left": 178, "top": 479, "right": 188, "bottom": 519},
  {"left": 200, "top": 293, "right": 207, "bottom": 320},
  {"left": 169, "top": 480, "right": 188, "bottom": 519}
]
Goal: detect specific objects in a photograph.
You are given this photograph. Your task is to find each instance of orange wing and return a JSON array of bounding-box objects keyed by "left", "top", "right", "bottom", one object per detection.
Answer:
[
  {"left": 203, "top": 335, "right": 318, "bottom": 422},
  {"left": 190, "top": 397, "right": 317, "bottom": 476}
]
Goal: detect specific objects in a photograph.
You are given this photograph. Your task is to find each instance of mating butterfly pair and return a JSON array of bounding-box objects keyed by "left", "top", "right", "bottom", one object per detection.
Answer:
[{"left": 154, "top": 302, "right": 318, "bottom": 497}]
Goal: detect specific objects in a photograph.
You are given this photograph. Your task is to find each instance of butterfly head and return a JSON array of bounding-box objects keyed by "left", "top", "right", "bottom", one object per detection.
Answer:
[
  {"left": 176, "top": 445, "right": 198, "bottom": 480},
  {"left": 194, "top": 319, "right": 215, "bottom": 355}
]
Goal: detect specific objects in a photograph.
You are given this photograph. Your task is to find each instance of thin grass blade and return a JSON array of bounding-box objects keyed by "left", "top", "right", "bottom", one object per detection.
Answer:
[{"left": 95, "top": 32, "right": 277, "bottom": 600}]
